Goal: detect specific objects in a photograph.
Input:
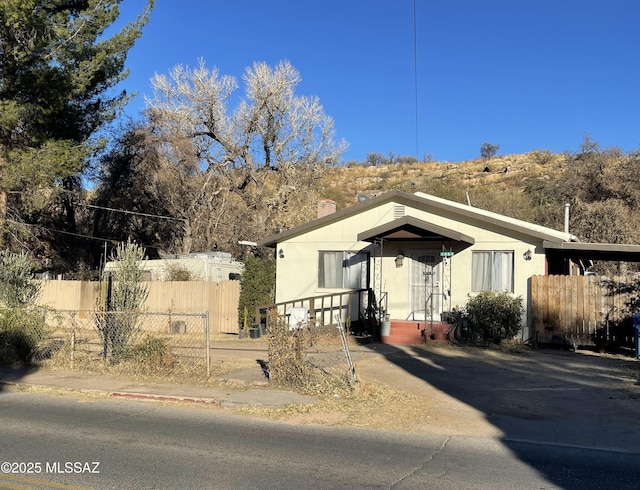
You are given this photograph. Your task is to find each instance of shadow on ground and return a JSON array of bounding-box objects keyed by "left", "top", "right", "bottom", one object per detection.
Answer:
[
  {"left": 361, "top": 342, "right": 640, "bottom": 488},
  {"left": 0, "top": 365, "right": 37, "bottom": 393}
]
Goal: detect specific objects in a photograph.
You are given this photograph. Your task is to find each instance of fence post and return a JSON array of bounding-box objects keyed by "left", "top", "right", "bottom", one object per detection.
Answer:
[
  {"left": 205, "top": 311, "right": 210, "bottom": 377},
  {"left": 70, "top": 318, "right": 76, "bottom": 370}
]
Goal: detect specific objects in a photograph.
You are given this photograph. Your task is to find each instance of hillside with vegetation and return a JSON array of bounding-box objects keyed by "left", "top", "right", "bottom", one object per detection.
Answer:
[{"left": 319, "top": 141, "right": 640, "bottom": 258}]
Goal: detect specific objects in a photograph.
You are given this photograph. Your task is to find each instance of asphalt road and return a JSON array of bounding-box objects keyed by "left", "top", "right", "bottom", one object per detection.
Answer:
[{"left": 2, "top": 391, "right": 639, "bottom": 489}]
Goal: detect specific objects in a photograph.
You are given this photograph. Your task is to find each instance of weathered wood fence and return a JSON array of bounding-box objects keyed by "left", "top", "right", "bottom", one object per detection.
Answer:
[
  {"left": 530, "top": 274, "right": 638, "bottom": 349},
  {"left": 36, "top": 279, "right": 240, "bottom": 334}
]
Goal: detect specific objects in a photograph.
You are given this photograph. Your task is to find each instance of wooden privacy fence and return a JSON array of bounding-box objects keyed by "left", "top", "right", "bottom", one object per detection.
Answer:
[
  {"left": 531, "top": 274, "right": 639, "bottom": 349},
  {"left": 37, "top": 279, "right": 240, "bottom": 334}
]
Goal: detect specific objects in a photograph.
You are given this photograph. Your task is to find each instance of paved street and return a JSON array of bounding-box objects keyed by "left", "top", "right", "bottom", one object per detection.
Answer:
[
  {"left": 2, "top": 341, "right": 640, "bottom": 488},
  {"left": 2, "top": 391, "right": 640, "bottom": 489}
]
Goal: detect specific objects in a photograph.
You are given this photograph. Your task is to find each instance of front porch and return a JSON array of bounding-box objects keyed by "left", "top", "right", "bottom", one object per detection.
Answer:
[{"left": 255, "top": 290, "right": 453, "bottom": 345}]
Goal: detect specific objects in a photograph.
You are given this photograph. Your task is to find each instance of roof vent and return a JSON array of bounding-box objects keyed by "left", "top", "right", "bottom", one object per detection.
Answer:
[{"left": 394, "top": 205, "right": 405, "bottom": 219}]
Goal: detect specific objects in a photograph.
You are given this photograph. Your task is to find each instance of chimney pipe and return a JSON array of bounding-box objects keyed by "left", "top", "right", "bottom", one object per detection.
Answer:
[{"left": 564, "top": 203, "right": 570, "bottom": 234}]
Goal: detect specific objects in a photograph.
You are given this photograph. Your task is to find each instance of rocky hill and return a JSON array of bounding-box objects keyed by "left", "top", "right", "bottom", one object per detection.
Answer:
[
  {"left": 317, "top": 147, "right": 640, "bottom": 256},
  {"left": 320, "top": 150, "right": 563, "bottom": 220}
]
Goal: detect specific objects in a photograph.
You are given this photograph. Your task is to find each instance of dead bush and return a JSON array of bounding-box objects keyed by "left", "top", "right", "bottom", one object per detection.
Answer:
[
  {"left": 126, "top": 336, "right": 175, "bottom": 373},
  {"left": 267, "top": 315, "right": 352, "bottom": 396}
]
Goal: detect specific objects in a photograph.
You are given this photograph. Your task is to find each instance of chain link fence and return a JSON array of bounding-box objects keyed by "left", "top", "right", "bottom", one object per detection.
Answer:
[{"left": 26, "top": 309, "right": 212, "bottom": 378}]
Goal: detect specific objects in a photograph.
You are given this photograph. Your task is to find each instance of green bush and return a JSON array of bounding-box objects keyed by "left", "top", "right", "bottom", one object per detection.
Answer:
[
  {"left": 465, "top": 291, "right": 523, "bottom": 344},
  {"left": 238, "top": 256, "right": 275, "bottom": 332},
  {"left": 0, "top": 308, "right": 46, "bottom": 364},
  {"left": 0, "top": 251, "right": 45, "bottom": 365},
  {"left": 0, "top": 251, "right": 41, "bottom": 307},
  {"left": 98, "top": 240, "right": 148, "bottom": 361}
]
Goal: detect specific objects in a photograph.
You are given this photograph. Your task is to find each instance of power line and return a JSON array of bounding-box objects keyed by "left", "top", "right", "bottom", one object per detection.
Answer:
[
  {"left": 6, "top": 219, "right": 117, "bottom": 243},
  {"left": 413, "top": 0, "right": 420, "bottom": 161},
  {"left": 7, "top": 219, "right": 163, "bottom": 251},
  {"left": 77, "top": 202, "right": 187, "bottom": 223}
]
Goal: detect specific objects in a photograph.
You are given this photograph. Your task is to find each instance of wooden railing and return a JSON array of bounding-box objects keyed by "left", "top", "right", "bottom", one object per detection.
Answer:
[{"left": 255, "top": 288, "right": 375, "bottom": 333}]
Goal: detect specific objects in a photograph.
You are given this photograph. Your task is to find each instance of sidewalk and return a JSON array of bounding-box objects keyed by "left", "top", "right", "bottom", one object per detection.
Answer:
[{"left": 0, "top": 340, "right": 392, "bottom": 408}]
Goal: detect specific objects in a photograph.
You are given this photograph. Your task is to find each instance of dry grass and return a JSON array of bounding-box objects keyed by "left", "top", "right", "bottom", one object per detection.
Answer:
[
  {"left": 233, "top": 363, "right": 496, "bottom": 436},
  {"left": 36, "top": 343, "right": 259, "bottom": 386},
  {"left": 320, "top": 151, "right": 565, "bottom": 212},
  {"left": 3, "top": 383, "right": 110, "bottom": 400}
]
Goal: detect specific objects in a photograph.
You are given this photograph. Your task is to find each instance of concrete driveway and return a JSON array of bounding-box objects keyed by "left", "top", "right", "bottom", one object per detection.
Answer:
[{"left": 356, "top": 344, "right": 640, "bottom": 452}]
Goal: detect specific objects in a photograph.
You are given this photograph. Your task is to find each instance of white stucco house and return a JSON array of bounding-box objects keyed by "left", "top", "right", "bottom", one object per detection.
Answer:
[{"left": 258, "top": 191, "right": 589, "bottom": 343}]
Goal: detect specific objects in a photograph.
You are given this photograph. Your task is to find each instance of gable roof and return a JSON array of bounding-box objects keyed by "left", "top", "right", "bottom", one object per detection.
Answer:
[
  {"left": 258, "top": 190, "right": 574, "bottom": 247},
  {"left": 357, "top": 215, "right": 476, "bottom": 244}
]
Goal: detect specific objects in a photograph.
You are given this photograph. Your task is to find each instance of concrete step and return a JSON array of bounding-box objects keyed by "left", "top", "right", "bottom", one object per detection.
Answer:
[
  {"left": 382, "top": 320, "right": 452, "bottom": 345},
  {"left": 381, "top": 334, "right": 424, "bottom": 345}
]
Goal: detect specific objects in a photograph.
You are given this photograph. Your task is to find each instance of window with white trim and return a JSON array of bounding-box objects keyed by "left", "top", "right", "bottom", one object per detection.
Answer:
[
  {"left": 471, "top": 251, "right": 514, "bottom": 292},
  {"left": 318, "top": 251, "right": 367, "bottom": 289}
]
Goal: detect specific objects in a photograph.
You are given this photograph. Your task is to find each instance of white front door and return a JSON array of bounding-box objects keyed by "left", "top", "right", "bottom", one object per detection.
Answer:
[{"left": 409, "top": 252, "right": 442, "bottom": 321}]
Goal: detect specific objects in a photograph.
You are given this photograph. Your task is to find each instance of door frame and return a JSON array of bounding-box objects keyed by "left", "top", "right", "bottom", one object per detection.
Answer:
[{"left": 408, "top": 249, "right": 443, "bottom": 321}]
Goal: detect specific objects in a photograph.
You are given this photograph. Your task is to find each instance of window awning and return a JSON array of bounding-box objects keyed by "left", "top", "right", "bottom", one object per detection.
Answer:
[{"left": 357, "top": 216, "right": 475, "bottom": 244}]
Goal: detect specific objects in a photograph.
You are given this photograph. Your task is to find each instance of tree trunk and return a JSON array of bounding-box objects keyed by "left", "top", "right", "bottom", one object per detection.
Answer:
[
  {"left": 0, "top": 188, "right": 6, "bottom": 249},
  {"left": 181, "top": 220, "right": 192, "bottom": 255}
]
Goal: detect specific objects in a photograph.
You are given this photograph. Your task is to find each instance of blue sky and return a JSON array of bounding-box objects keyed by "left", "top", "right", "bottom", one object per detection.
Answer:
[{"left": 114, "top": 0, "right": 640, "bottom": 163}]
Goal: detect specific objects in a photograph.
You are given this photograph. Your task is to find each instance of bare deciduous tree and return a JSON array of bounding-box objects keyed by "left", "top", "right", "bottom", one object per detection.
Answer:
[{"left": 145, "top": 60, "right": 347, "bottom": 252}]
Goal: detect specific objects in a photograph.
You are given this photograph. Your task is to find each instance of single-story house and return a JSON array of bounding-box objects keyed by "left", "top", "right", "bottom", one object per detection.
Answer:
[{"left": 257, "top": 190, "right": 640, "bottom": 344}]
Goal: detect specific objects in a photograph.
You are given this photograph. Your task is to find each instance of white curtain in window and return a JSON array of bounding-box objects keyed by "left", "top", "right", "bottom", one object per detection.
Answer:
[
  {"left": 319, "top": 251, "right": 368, "bottom": 289},
  {"left": 472, "top": 252, "right": 492, "bottom": 291},
  {"left": 319, "top": 252, "right": 342, "bottom": 288},
  {"left": 472, "top": 251, "right": 513, "bottom": 292},
  {"left": 494, "top": 251, "right": 513, "bottom": 292},
  {"left": 343, "top": 252, "right": 367, "bottom": 289}
]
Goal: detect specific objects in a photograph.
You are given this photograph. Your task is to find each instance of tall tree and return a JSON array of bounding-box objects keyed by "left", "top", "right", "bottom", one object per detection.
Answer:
[
  {"left": 144, "top": 59, "right": 347, "bottom": 253},
  {"left": 92, "top": 120, "right": 187, "bottom": 258},
  {"left": 0, "top": 0, "right": 153, "bottom": 251}
]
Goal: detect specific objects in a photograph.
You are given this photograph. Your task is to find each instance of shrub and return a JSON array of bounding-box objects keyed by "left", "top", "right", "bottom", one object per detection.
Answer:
[
  {"left": 465, "top": 291, "right": 523, "bottom": 344},
  {"left": 0, "top": 251, "right": 41, "bottom": 307},
  {"left": 164, "top": 262, "right": 198, "bottom": 281},
  {"left": 529, "top": 149, "right": 554, "bottom": 165},
  {"left": 267, "top": 313, "right": 351, "bottom": 395},
  {"left": 238, "top": 256, "right": 275, "bottom": 332},
  {"left": 128, "top": 336, "right": 174, "bottom": 372},
  {"left": 0, "top": 310, "right": 45, "bottom": 364},
  {"left": 97, "top": 240, "right": 149, "bottom": 361},
  {"left": 0, "top": 251, "right": 45, "bottom": 365}
]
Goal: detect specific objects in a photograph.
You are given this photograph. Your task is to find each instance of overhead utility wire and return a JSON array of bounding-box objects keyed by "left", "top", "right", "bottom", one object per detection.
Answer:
[
  {"left": 7, "top": 219, "right": 162, "bottom": 251},
  {"left": 77, "top": 202, "right": 187, "bottom": 223},
  {"left": 413, "top": 0, "right": 420, "bottom": 161},
  {"left": 7, "top": 219, "right": 117, "bottom": 243}
]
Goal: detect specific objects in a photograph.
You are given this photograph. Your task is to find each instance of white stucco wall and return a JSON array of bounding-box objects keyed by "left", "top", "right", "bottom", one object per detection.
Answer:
[{"left": 272, "top": 196, "right": 559, "bottom": 328}]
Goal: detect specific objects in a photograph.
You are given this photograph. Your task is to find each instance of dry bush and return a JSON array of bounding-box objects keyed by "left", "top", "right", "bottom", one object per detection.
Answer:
[
  {"left": 267, "top": 315, "right": 353, "bottom": 396},
  {"left": 126, "top": 336, "right": 175, "bottom": 372},
  {"left": 37, "top": 334, "right": 222, "bottom": 382}
]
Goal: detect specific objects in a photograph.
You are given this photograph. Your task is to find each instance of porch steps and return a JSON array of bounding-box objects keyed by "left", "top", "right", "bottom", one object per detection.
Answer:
[{"left": 382, "top": 320, "right": 451, "bottom": 345}]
